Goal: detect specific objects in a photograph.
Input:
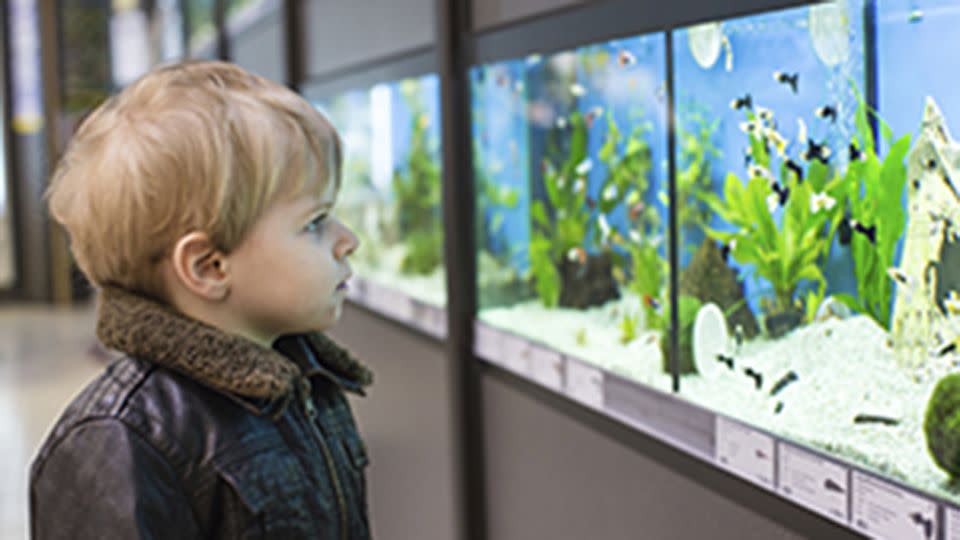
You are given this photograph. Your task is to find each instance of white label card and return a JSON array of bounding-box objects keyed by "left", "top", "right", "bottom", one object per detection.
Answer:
[
  {"left": 714, "top": 417, "right": 774, "bottom": 489},
  {"left": 500, "top": 333, "right": 531, "bottom": 376},
  {"left": 851, "top": 472, "right": 937, "bottom": 540},
  {"left": 946, "top": 506, "right": 960, "bottom": 540},
  {"left": 777, "top": 443, "right": 849, "bottom": 524},
  {"left": 565, "top": 359, "right": 603, "bottom": 409},
  {"left": 528, "top": 344, "right": 564, "bottom": 392},
  {"left": 473, "top": 322, "right": 502, "bottom": 362}
]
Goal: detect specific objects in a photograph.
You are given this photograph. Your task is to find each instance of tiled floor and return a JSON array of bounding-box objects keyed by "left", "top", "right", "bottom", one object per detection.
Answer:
[{"left": 0, "top": 303, "right": 103, "bottom": 540}]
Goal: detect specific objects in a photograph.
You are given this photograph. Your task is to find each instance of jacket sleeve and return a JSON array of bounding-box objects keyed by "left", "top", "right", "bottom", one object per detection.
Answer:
[{"left": 30, "top": 418, "right": 202, "bottom": 540}]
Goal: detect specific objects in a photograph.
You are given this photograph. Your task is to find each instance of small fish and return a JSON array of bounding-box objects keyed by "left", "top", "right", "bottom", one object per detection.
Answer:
[
  {"left": 815, "top": 105, "right": 837, "bottom": 123},
  {"left": 908, "top": 9, "right": 924, "bottom": 23},
  {"left": 566, "top": 246, "right": 587, "bottom": 265},
  {"left": 626, "top": 201, "right": 644, "bottom": 222},
  {"left": 719, "top": 239, "right": 736, "bottom": 263},
  {"left": 809, "top": 191, "right": 836, "bottom": 213},
  {"left": 730, "top": 94, "right": 752, "bottom": 111},
  {"left": 771, "top": 181, "right": 790, "bottom": 206},
  {"left": 739, "top": 120, "right": 761, "bottom": 135},
  {"left": 743, "top": 147, "right": 753, "bottom": 168},
  {"left": 774, "top": 401, "right": 784, "bottom": 414},
  {"left": 570, "top": 83, "right": 587, "bottom": 97},
  {"left": 936, "top": 340, "right": 958, "bottom": 357},
  {"left": 573, "top": 178, "right": 586, "bottom": 194},
  {"left": 823, "top": 479, "right": 845, "bottom": 494},
  {"left": 584, "top": 106, "right": 603, "bottom": 129},
  {"left": 643, "top": 294, "right": 662, "bottom": 312},
  {"left": 555, "top": 116, "right": 568, "bottom": 129},
  {"left": 721, "top": 34, "right": 733, "bottom": 72},
  {"left": 785, "top": 159, "right": 804, "bottom": 182},
  {"left": 616, "top": 49, "right": 637, "bottom": 67},
  {"left": 734, "top": 324, "right": 744, "bottom": 347},
  {"left": 925, "top": 157, "right": 938, "bottom": 170},
  {"left": 628, "top": 229, "right": 642, "bottom": 243},
  {"left": 910, "top": 512, "right": 933, "bottom": 540},
  {"left": 748, "top": 164, "right": 771, "bottom": 179},
  {"left": 769, "top": 370, "right": 798, "bottom": 397},
  {"left": 853, "top": 221, "right": 877, "bottom": 244},
  {"left": 575, "top": 158, "right": 593, "bottom": 176},
  {"left": 526, "top": 53, "right": 542, "bottom": 66},
  {"left": 838, "top": 214, "right": 853, "bottom": 245},
  {"left": 849, "top": 143, "right": 864, "bottom": 161},
  {"left": 802, "top": 139, "right": 831, "bottom": 164},
  {"left": 586, "top": 197, "right": 597, "bottom": 210},
  {"left": 756, "top": 106, "right": 774, "bottom": 123},
  {"left": 716, "top": 354, "right": 735, "bottom": 370},
  {"left": 853, "top": 414, "right": 900, "bottom": 426},
  {"left": 602, "top": 185, "right": 618, "bottom": 201},
  {"left": 773, "top": 71, "right": 799, "bottom": 93},
  {"left": 744, "top": 367, "right": 763, "bottom": 390}
]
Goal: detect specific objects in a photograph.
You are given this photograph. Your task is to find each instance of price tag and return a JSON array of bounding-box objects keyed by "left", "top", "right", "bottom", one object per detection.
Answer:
[
  {"left": 528, "top": 344, "right": 564, "bottom": 392},
  {"left": 565, "top": 359, "right": 603, "bottom": 409},
  {"left": 946, "top": 506, "right": 960, "bottom": 540},
  {"left": 500, "top": 333, "right": 531, "bottom": 377},
  {"left": 851, "top": 471, "right": 937, "bottom": 540},
  {"left": 777, "top": 443, "right": 849, "bottom": 524},
  {"left": 714, "top": 416, "right": 774, "bottom": 489},
  {"left": 473, "top": 321, "right": 502, "bottom": 362},
  {"left": 368, "top": 283, "right": 414, "bottom": 323}
]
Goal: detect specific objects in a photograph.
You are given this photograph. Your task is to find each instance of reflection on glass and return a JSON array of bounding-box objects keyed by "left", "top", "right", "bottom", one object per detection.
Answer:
[
  {"left": 473, "top": 35, "right": 672, "bottom": 389},
  {"left": 185, "top": 0, "right": 215, "bottom": 55},
  {"left": 315, "top": 75, "right": 446, "bottom": 307}
]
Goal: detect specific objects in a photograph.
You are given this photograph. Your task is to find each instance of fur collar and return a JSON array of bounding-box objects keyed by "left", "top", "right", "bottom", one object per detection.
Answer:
[{"left": 96, "top": 287, "right": 372, "bottom": 403}]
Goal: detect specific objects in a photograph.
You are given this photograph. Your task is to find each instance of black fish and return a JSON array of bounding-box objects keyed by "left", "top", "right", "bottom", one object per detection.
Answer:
[
  {"left": 774, "top": 401, "right": 784, "bottom": 414},
  {"left": 913, "top": 179, "right": 921, "bottom": 190},
  {"left": 849, "top": 143, "right": 864, "bottom": 161},
  {"left": 853, "top": 221, "right": 877, "bottom": 244},
  {"left": 785, "top": 159, "right": 804, "bottom": 182},
  {"left": 802, "top": 138, "right": 832, "bottom": 164},
  {"left": 734, "top": 325, "right": 745, "bottom": 347},
  {"left": 586, "top": 197, "right": 597, "bottom": 210},
  {"left": 926, "top": 158, "right": 938, "bottom": 170},
  {"left": 853, "top": 413, "right": 900, "bottom": 426},
  {"left": 773, "top": 71, "right": 799, "bottom": 93},
  {"left": 815, "top": 105, "right": 837, "bottom": 123},
  {"left": 744, "top": 367, "right": 763, "bottom": 390},
  {"left": 838, "top": 215, "right": 853, "bottom": 245},
  {"left": 719, "top": 240, "right": 735, "bottom": 263},
  {"left": 771, "top": 182, "right": 790, "bottom": 206},
  {"left": 824, "top": 478, "right": 845, "bottom": 494},
  {"left": 937, "top": 341, "right": 957, "bottom": 357},
  {"left": 910, "top": 512, "right": 933, "bottom": 540},
  {"left": 769, "top": 370, "right": 799, "bottom": 397},
  {"left": 716, "top": 354, "right": 735, "bottom": 370},
  {"left": 730, "top": 94, "right": 753, "bottom": 110}
]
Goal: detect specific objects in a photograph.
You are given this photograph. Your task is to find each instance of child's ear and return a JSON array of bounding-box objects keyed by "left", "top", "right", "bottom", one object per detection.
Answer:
[{"left": 169, "top": 231, "right": 231, "bottom": 301}]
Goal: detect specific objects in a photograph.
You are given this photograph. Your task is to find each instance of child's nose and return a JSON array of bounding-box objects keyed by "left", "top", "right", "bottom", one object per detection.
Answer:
[{"left": 336, "top": 224, "right": 359, "bottom": 260}]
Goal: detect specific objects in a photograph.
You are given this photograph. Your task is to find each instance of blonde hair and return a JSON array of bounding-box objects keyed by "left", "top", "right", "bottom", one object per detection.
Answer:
[{"left": 47, "top": 61, "right": 342, "bottom": 301}]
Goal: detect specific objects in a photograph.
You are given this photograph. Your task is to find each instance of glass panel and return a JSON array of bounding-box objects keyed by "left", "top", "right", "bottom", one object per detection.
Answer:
[
  {"left": 185, "top": 0, "right": 215, "bottom": 57},
  {"left": 473, "top": 35, "right": 672, "bottom": 389},
  {"left": 315, "top": 74, "right": 447, "bottom": 309},
  {"left": 0, "top": 13, "right": 12, "bottom": 289}
]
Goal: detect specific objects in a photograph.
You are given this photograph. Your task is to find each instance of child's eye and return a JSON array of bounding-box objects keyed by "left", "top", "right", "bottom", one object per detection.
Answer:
[{"left": 304, "top": 214, "right": 327, "bottom": 233}]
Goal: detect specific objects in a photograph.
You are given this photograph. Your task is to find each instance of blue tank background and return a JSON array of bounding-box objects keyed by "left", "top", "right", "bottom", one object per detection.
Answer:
[
  {"left": 673, "top": 3, "right": 865, "bottom": 315},
  {"left": 878, "top": 1, "right": 960, "bottom": 150},
  {"left": 390, "top": 73, "right": 443, "bottom": 196}
]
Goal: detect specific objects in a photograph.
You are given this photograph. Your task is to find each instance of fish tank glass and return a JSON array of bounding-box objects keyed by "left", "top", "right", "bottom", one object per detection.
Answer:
[
  {"left": 314, "top": 74, "right": 447, "bottom": 309},
  {"left": 673, "top": 0, "right": 960, "bottom": 506},
  {"left": 472, "top": 35, "right": 673, "bottom": 390},
  {"left": 185, "top": 0, "right": 215, "bottom": 56}
]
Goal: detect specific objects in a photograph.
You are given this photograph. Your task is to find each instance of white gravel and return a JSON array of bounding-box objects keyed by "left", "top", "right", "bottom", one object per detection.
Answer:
[{"left": 480, "top": 300, "right": 960, "bottom": 503}]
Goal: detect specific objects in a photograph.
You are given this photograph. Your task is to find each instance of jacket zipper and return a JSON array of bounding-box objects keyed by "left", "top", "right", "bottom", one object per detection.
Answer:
[{"left": 300, "top": 379, "right": 349, "bottom": 540}]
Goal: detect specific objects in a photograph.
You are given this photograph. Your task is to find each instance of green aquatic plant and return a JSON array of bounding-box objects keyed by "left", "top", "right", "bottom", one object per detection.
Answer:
[
  {"left": 393, "top": 90, "right": 443, "bottom": 276},
  {"left": 475, "top": 141, "right": 520, "bottom": 264},
  {"left": 530, "top": 112, "right": 592, "bottom": 307},
  {"left": 701, "top": 109, "right": 845, "bottom": 322},
  {"left": 924, "top": 373, "right": 960, "bottom": 478},
  {"left": 832, "top": 96, "right": 911, "bottom": 330},
  {"left": 676, "top": 103, "right": 721, "bottom": 233},
  {"left": 619, "top": 311, "right": 640, "bottom": 345}
]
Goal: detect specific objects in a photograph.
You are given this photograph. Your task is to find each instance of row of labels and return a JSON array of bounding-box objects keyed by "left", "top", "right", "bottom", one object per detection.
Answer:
[
  {"left": 344, "top": 276, "right": 448, "bottom": 339},
  {"left": 473, "top": 320, "right": 959, "bottom": 540}
]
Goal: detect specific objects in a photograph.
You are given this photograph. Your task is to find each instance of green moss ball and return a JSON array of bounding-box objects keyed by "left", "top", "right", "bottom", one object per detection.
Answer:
[{"left": 924, "top": 373, "right": 960, "bottom": 477}]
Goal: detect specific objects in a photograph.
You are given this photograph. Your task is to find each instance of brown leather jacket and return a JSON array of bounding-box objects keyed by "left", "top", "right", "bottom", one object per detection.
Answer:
[{"left": 29, "top": 287, "right": 373, "bottom": 539}]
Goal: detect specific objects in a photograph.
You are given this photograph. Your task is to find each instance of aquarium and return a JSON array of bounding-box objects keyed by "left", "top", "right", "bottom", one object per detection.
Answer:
[
  {"left": 185, "top": 0, "right": 215, "bottom": 56},
  {"left": 315, "top": 74, "right": 447, "bottom": 309},
  {"left": 673, "top": 0, "right": 960, "bottom": 506},
  {"left": 472, "top": 35, "right": 673, "bottom": 390}
]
